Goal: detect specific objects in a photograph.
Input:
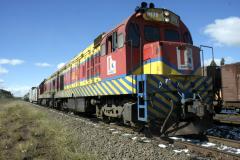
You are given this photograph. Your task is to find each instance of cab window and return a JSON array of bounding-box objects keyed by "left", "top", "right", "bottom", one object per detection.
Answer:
[
  {"left": 118, "top": 33, "right": 124, "bottom": 48},
  {"left": 127, "top": 23, "right": 140, "bottom": 47},
  {"left": 164, "top": 29, "right": 180, "bottom": 42},
  {"left": 100, "top": 43, "right": 106, "bottom": 56},
  {"left": 106, "top": 31, "right": 118, "bottom": 54},
  {"left": 107, "top": 35, "right": 113, "bottom": 54},
  {"left": 144, "top": 26, "right": 160, "bottom": 42}
]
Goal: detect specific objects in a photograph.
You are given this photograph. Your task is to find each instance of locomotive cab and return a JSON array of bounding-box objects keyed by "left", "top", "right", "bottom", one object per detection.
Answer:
[{"left": 126, "top": 6, "right": 200, "bottom": 76}]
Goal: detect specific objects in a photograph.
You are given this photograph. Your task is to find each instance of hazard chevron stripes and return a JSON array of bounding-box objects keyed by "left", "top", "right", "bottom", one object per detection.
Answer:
[
  {"left": 54, "top": 75, "right": 136, "bottom": 98},
  {"left": 146, "top": 75, "right": 213, "bottom": 120}
]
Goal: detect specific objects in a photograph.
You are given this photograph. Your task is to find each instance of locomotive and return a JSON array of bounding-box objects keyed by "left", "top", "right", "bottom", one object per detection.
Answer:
[{"left": 35, "top": 2, "right": 214, "bottom": 136}]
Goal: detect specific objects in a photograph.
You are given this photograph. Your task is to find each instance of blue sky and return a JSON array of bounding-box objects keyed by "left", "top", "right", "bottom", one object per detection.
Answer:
[{"left": 0, "top": 0, "right": 240, "bottom": 96}]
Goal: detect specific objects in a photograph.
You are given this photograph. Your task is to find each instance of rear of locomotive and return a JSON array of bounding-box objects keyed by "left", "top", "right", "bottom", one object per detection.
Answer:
[{"left": 127, "top": 3, "right": 214, "bottom": 136}]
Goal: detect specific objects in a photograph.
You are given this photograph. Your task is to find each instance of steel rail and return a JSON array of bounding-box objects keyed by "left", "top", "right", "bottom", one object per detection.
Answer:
[
  {"left": 207, "top": 135, "right": 240, "bottom": 149},
  {"left": 174, "top": 140, "right": 240, "bottom": 160}
]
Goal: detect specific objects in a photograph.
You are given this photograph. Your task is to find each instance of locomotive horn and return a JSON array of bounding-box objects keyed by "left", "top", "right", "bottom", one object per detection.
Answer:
[
  {"left": 135, "top": 2, "right": 148, "bottom": 13},
  {"left": 141, "top": 2, "right": 148, "bottom": 8},
  {"left": 149, "top": 3, "right": 155, "bottom": 8}
]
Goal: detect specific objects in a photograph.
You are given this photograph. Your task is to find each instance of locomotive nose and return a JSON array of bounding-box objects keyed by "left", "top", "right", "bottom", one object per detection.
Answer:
[
  {"left": 145, "top": 74, "right": 213, "bottom": 136},
  {"left": 143, "top": 41, "right": 200, "bottom": 75}
]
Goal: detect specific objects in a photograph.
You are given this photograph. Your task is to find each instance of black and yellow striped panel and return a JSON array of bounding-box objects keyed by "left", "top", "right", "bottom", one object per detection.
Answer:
[
  {"left": 54, "top": 75, "right": 136, "bottom": 98},
  {"left": 146, "top": 75, "right": 213, "bottom": 121}
]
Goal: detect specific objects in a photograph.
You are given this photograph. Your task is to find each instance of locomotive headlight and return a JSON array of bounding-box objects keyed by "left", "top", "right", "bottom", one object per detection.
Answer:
[
  {"left": 164, "top": 17, "right": 170, "bottom": 22},
  {"left": 164, "top": 11, "right": 170, "bottom": 16}
]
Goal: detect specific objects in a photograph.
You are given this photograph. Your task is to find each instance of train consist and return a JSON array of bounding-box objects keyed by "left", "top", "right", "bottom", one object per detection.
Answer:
[
  {"left": 207, "top": 62, "right": 240, "bottom": 113},
  {"left": 29, "top": 2, "right": 215, "bottom": 136}
]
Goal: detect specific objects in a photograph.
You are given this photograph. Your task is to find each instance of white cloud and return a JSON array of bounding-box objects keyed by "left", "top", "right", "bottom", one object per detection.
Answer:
[
  {"left": 57, "top": 62, "right": 65, "bottom": 69},
  {"left": 0, "top": 66, "right": 8, "bottom": 74},
  {"left": 204, "top": 56, "right": 234, "bottom": 66},
  {"left": 35, "top": 62, "right": 52, "bottom": 67},
  {"left": 204, "top": 17, "right": 240, "bottom": 46},
  {"left": 5, "top": 85, "right": 31, "bottom": 97},
  {"left": 0, "top": 81, "right": 30, "bottom": 97},
  {"left": 0, "top": 59, "right": 23, "bottom": 75},
  {"left": 0, "top": 58, "right": 24, "bottom": 65}
]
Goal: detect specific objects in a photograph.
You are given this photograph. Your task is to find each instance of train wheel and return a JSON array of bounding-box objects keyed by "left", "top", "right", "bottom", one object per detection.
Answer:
[{"left": 102, "top": 115, "right": 110, "bottom": 124}]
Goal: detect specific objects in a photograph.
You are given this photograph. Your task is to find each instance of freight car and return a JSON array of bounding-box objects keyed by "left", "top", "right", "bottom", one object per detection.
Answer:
[
  {"left": 36, "top": 2, "right": 214, "bottom": 136},
  {"left": 29, "top": 87, "right": 38, "bottom": 103},
  {"left": 207, "top": 62, "right": 240, "bottom": 113}
]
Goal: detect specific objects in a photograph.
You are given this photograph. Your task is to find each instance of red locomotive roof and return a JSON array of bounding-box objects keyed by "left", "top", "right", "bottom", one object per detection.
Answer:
[{"left": 101, "top": 7, "right": 183, "bottom": 43}]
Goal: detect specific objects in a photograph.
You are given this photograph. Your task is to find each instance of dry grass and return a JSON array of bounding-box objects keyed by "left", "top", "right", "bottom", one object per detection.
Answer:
[{"left": 0, "top": 99, "right": 95, "bottom": 160}]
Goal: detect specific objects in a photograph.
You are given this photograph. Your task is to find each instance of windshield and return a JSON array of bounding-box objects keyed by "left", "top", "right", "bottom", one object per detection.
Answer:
[
  {"left": 164, "top": 29, "right": 180, "bottom": 42},
  {"left": 127, "top": 23, "right": 140, "bottom": 47},
  {"left": 144, "top": 26, "right": 160, "bottom": 42}
]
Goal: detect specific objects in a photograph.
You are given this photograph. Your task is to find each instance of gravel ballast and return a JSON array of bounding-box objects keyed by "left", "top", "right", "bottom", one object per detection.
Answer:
[{"left": 30, "top": 103, "right": 199, "bottom": 160}]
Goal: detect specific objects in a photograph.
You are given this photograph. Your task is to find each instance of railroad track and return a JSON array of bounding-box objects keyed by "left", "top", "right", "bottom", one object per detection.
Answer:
[
  {"left": 214, "top": 120, "right": 240, "bottom": 126},
  {"left": 214, "top": 114, "right": 240, "bottom": 126},
  {"left": 31, "top": 102, "right": 240, "bottom": 159},
  {"left": 161, "top": 134, "right": 240, "bottom": 160},
  {"left": 207, "top": 135, "right": 240, "bottom": 149},
  {"left": 174, "top": 140, "right": 240, "bottom": 160}
]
